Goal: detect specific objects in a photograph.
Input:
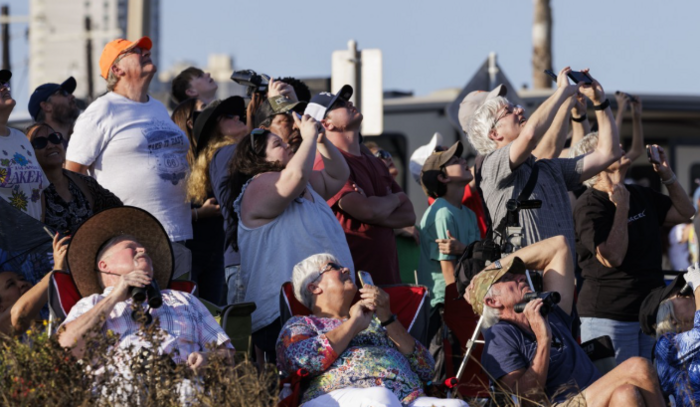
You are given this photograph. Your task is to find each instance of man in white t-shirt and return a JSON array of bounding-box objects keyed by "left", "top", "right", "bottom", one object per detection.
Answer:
[{"left": 65, "top": 37, "right": 192, "bottom": 278}]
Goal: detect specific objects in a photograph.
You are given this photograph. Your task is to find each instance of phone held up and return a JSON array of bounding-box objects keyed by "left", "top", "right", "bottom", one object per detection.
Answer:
[
  {"left": 646, "top": 145, "right": 661, "bottom": 165},
  {"left": 543, "top": 69, "right": 593, "bottom": 85},
  {"left": 358, "top": 270, "right": 374, "bottom": 288}
]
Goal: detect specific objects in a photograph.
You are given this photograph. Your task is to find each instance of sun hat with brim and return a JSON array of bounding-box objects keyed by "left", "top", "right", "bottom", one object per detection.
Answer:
[
  {"left": 192, "top": 96, "right": 246, "bottom": 156},
  {"left": 639, "top": 274, "right": 688, "bottom": 336},
  {"left": 466, "top": 256, "right": 526, "bottom": 315},
  {"left": 458, "top": 84, "right": 508, "bottom": 134},
  {"left": 420, "top": 141, "right": 464, "bottom": 198},
  {"left": 0, "top": 69, "right": 11, "bottom": 84},
  {"left": 28, "top": 77, "right": 77, "bottom": 121},
  {"left": 66, "top": 206, "right": 173, "bottom": 298},
  {"left": 99, "top": 36, "right": 152, "bottom": 79},
  {"left": 304, "top": 85, "right": 353, "bottom": 122},
  {"left": 253, "top": 95, "right": 307, "bottom": 128}
]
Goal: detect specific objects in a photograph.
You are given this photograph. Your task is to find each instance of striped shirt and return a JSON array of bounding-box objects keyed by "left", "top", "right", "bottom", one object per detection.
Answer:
[
  {"left": 480, "top": 143, "right": 584, "bottom": 256},
  {"left": 62, "top": 287, "right": 232, "bottom": 365}
]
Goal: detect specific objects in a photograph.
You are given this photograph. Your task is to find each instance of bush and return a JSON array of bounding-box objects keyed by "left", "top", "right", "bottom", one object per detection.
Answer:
[{"left": 0, "top": 318, "right": 279, "bottom": 407}]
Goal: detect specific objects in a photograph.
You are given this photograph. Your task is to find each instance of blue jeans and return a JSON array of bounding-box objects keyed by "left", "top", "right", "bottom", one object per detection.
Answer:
[
  {"left": 580, "top": 317, "right": 655, "bottom": 364},
  {"left": 225, "top": 265, "right": 246, "bottom": 304}
]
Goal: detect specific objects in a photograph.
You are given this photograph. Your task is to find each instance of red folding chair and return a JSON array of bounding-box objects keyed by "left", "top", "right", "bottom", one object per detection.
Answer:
[
  {"left": 277, "top": 281, "right": 434, "bottom": 407},
  {"left": 48, "top": 270, "right": 197, "bottom": 332}
]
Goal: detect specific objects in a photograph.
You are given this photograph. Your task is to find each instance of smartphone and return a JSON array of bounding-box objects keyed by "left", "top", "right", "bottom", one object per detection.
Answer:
[
  {"left": 647, "top": 145, "right": 661, "bottom": 165},
  {"left": 544, "top": 69, "right": 558, "bottom": 82},
  {"left": 358, "top": 270, "right": 374, "bottom": 287},
  {"left": 567, "top": 71, "right": 593, "bottom": 85},
  {"left": 43, "top": 226, "right": 58, "bottom": 240}
]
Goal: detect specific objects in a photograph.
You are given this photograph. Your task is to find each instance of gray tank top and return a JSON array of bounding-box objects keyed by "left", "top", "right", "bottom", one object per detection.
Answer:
[{"left": 234, "top": 178, "right": 355, "bottom": 333}]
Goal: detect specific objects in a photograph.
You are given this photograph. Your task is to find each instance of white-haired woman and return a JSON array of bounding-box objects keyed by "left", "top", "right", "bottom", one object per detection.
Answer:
[
  {"left": 276, "top": 253, "right": 468, "bottom": 407},
  {"left": 571, "top": 133, "right": 695, "bottom": 364},
  {"left": 652, "top": 265, "right": 700, "bottom": 405}
]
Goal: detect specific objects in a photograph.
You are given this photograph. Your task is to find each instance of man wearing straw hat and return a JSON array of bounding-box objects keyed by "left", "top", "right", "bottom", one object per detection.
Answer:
[{"left": 58, "top": 206, "right": 233, "bottom": 370}]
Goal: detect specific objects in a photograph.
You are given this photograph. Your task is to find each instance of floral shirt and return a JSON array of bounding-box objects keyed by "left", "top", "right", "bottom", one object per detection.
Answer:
[
  {"left": 655, "top": 311, "right": 700, "bottom": 406},
  {"left": 276, "top": 315, "right": 434, "bottom": 405},
  {"left": 0, "top": 128, "right": 49, "bottom": 220}
]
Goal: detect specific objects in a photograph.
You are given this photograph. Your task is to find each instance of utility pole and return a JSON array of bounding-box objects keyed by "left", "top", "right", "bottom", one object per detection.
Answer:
[
  {"left": 84, "top": 15, "right": 94, "bottom": 101},
  {"left": 348, "top": 40, "right": 362, "bottom": 114},
  {"left": 1, "top": 5, "right": 9, "bottom": 74},
  {"left": 532, "top": 0, "right": 552, "bottom": 89}
]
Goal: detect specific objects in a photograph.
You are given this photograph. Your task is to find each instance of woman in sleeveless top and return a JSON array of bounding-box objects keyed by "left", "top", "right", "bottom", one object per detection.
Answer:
[
  {"left": 225, "top": 114, "right": 352, "bottom": 363},
  {"left": 25, "top": 123, "right": 122, "bottom": 236}
]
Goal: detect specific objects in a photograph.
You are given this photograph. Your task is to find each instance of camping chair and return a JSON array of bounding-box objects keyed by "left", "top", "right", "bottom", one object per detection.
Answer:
[
  {"left": 47, "top": 271, "right": 256, "bottom": 356},
  {"left": 277, "top": 281, "right": 437, "bottom": 407}
]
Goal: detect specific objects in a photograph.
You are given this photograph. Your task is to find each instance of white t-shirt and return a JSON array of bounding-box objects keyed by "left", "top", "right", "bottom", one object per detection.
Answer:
[
  {"left": 66, "top": 92, "right": 192, "bottom": 241},
  {"left": 0, "top": 127, "right": 49, "bottom": 221}
]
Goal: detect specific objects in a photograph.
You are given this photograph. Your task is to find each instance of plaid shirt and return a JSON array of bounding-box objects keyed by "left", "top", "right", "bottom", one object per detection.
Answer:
[
  {"left": 480, "top": 143, "right": 584, "bottom": 256},
  {"left": 62, "top": 287, "right": 232, "bottom": 365}
]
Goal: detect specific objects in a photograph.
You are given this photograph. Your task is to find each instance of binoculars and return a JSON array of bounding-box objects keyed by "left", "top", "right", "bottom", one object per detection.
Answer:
[
  {"left": 130, "top": 281, "right": 163, "bottom": 325},
  {"left": 514, "top": 291, "right": 561, "bottom": 316}
]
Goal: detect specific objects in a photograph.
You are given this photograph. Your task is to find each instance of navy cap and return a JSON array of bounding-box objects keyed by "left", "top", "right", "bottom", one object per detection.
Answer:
[
  {"left": 28, "top": 77, "right": 77, "bottom": 121},
  {"left": 304, "top": 85, "right": 353, "bottom": 121}
]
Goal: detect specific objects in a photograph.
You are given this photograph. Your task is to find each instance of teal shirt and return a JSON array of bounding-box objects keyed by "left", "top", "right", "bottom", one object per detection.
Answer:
[{"left": 418, "top": 198, "right": 480, "bottom": 307}]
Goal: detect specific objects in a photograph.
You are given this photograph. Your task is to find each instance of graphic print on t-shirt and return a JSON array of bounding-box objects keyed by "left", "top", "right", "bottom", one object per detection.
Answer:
[
  {"left": 0, "top": 147, "right": 44, "bottom": 212},
  {"left": 144, "top": 120, "right": 188, "bottom": 186}
]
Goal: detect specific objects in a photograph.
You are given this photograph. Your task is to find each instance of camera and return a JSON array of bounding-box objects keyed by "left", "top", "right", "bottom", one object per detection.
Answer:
[
  {"left": 130, "top": 280, "right": 163, "bottom": 309},
  {"left": 514, "top": 291, "right": 561, "bottom": 316},
  {"left": 230, "top": 69, "right": 270, "bottom": 96}
]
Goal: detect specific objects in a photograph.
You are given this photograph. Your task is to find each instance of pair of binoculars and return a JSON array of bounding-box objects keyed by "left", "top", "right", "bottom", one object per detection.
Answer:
[
  {"left": 514, "top": 291, "right": 561, "bottom": 316},
  {"left": 130, "top": 280, "right": 163, "bottom": 309}
]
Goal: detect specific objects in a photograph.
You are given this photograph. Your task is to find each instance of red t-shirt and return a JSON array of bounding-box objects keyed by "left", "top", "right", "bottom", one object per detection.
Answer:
[
  {"left": 428, "top": 184, "right": 488, "bottom": 238},
  {"left": 314, "top": 149, "right": 402, "bottom": 285}
]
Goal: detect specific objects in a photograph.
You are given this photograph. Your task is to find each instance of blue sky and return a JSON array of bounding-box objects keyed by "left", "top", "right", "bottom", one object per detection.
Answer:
[{"left": 6, "top": 0, "right": 700, "bottom": 116}]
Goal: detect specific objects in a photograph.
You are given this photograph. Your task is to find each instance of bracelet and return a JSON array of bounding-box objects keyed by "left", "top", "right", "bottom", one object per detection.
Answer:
[
  {"left": 661, "top": 173, "right": 677, "bottom": 186},
  {"left": 380, "top": 314, "right": 397, "bottom": 327},
  {"left": 593, "top": 99, "right": 610, "bottom": 111},
  {"left": 193, "top": 207, "right": 199, "bottom": 222},
  {"left": 571, "top": 114, "right": 587, "bottom": 123}
]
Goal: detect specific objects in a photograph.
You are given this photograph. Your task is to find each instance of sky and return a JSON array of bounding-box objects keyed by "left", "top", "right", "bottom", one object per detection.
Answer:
[{"left": 4, "top": 0, "right": 700, "bottom": 116}]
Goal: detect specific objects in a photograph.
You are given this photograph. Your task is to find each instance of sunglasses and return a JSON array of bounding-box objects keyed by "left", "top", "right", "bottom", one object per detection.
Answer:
[
  {"left": 250, "top": 128, "right": 270, "bottom": 152},
  {"left": 53, "top": 88, "right": 71, "bottom": 97},
  {"left": 312, "top": 262, "right": 344, "bottom": 283},
  {"left": 373, "top": 150, "right": 392, "bottom": 160},
  {"left": 31, "top": 132, "right": 64, "bottom": 150}
]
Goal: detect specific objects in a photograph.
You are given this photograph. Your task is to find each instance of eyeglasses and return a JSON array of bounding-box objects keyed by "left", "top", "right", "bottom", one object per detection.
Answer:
[
  {"left": 250, "top": 128, "right": 270, "bottom": 152},
  {"left": 311, "top": 262, "right": 344, "bottom": 283},
  {"left": 492, "top": 104, "right": 523, "bottom": 129},
  {"left": 121, "top": 46, "right": 143, "bottom": 58},
  {"left": 31, "top": 132, "right": 64, "bottom": 150},
  {"left": 373, "top": 150, "right": 392, "bottom": 160}
]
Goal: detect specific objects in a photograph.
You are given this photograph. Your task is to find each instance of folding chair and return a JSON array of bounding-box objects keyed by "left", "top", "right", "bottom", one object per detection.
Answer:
[
  {"left": 47, "top": 271, "right": 256, "bottom": 356},
  {"left": 277, "top": 281, "right": 434, "bottom": 407}
]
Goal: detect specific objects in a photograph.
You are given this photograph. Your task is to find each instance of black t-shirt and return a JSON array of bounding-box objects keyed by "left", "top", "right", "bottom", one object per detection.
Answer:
[{"left": 573, "top": 184, "right": 672, "bottom": 321}]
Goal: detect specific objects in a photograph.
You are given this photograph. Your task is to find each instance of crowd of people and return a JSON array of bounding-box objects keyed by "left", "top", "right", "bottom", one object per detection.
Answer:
[{"left": 0, "top": 34, "right": 699, "bottom": 406}]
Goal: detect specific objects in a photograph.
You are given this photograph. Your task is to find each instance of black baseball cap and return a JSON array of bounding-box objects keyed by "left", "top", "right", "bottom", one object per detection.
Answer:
[
  {"left": 0, "top": 69, "right": 11, "bottom": 84},
  {"left": 639, "top": 274, "right": 688, "bottom": 336},
  {"left": 304, "top": 85, "right": 353, "bottom": 121},
  {"left": 28, "top": 77, "right": 77, "bottom": 121},
  {"left": 192, "top": 96, "right": 245, "bottom": 156}
]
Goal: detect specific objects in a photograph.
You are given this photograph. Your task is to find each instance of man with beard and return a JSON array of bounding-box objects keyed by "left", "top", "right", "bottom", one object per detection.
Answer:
[
  {"left": 28, "top": 77, "right": 81, "bottom": 142},
  {"left": 308, "top": 86, "right": 415, "bottom": 285}
]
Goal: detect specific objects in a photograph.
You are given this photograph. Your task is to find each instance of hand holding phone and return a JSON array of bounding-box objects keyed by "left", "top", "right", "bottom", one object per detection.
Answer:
[
  {"left": 567, "top": 71, "right": 593, "bottom": 85},
  {"left": 358, "top": 270, "right": 374, "bottom": 287}
]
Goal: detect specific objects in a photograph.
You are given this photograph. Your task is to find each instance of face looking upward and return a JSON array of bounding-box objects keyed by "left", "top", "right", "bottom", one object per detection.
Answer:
[
  {"left": 217, "top": 113, "right": 248, "bottom": 141},
  {"left": 441, "top": 155, "right": 473, "bottom": 185},
  {"left": 263, "top": 133, "right": 292, "bottom": 166},
  {"left": 97, "top": 237, "right": 153, "bottom": 283},
  {"left": 43, "top": 88, "right": 80, "bottom": 123},
  {"left": 187, "top": 71, "right": 218, "bottom": 100},
  {"left": 485, "top": 272, "right": 532, "bottom": 312},
  {"left": 324, "top": 100, "right": 363, "bottom": 132},
  {"left": 113, "top": 46, "right": 156, "bottom": 80},
  {"left": 489, "top": 103, "right": 526, "bottom": 147}
]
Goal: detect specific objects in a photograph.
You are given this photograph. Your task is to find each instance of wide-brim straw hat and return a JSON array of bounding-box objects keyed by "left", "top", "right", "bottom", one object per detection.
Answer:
[{"left": 67, "top": 206, "right": 173, "bottom": 297}]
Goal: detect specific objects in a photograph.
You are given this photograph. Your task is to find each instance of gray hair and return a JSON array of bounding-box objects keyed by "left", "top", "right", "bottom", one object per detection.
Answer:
[
  {"left": 568, "top": 132, "right": 599, "bottom": 188},
  {"left": 655, "top": 298, "right": 679, "bottom": 339},
  {"left": 96, "top": 234, "right": 137, "bottom": 265},
  {"left": 481, "top": 285, "right": 502, "bottom": 330},
  {"left": 105, "top": 54, "right": 125, "bottom": 91},
  {"left": 292, "top": 253, "right": 339, "bottom": 309},
  {"left": 465, "top": 96, "right": 509, "bottom": 156}
]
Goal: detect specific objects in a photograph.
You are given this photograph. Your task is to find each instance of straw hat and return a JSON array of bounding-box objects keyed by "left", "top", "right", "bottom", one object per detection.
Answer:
[{"left": 66, "top": 206, "right": 173, "bottom": 297}]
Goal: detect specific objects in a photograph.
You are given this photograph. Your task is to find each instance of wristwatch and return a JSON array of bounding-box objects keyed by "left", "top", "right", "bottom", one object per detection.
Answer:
[{"left": 380, "top": 314, "right": 397, "bottom": 327}]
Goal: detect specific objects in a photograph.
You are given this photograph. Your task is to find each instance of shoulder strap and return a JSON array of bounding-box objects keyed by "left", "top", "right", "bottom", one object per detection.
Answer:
[{"left": 517, "top": 161, "right": 540, "bottom": 202}]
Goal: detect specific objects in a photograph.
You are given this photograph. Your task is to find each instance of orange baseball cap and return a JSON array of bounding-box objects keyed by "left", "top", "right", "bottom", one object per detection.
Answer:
[{"left": 99, "top": 36, "right": 153, "bottom": 79}]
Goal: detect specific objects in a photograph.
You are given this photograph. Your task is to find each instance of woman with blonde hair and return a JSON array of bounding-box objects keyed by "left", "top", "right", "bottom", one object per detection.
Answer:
[{"left": 183, "top": 96, "right": 248, "bottom": 304}]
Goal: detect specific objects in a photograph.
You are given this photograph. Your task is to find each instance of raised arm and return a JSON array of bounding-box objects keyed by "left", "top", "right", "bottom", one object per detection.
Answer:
[
  {"left": 594, "top": 175, "right": 630, "bottom": 268},
  {"left": 563, "top": 92, "right": 591, "bottom": 158},
  {"left": 578, "top": 73, "right": 622, "bottom": 183},
  {"left": 509, "top": 67, "right": 580, "bottom": 169},
  {"left": 532, "top": 94, "right": 574, "bottom": 160},
  {"left": 626, "top": 97, "right": 645, "bottom": 162},
  {"left": 652, "top": 146, "right": 696, "bottom": 225},
  {"left": 309, "top": 130, "right": 350, "bottom": 200},
  {"left": 614, "top": 91, "right": 631, "bottom": 138}
]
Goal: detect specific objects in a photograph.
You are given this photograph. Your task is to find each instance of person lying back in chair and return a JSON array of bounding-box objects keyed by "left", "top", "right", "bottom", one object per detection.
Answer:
[
  {"left": 276, "top": 253, "right": 468, "bottom": 407},
  {"left": 464, "top": 236, "right": 665, "bottom": 407},
  {"left": 57, "top": 206, "right": 234, "bottom": 371}
]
